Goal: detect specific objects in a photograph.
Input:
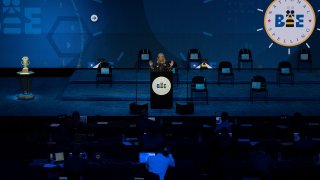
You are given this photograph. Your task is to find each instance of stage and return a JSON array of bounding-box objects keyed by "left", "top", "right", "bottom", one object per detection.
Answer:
[{"left": 1, "top": 68, "right": 320, "bottom": 117}]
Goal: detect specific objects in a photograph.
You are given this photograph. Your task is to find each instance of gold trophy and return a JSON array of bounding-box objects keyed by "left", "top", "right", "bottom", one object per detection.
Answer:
[{"left": 21, "top": 56, "right": 30, "bottom": 73}]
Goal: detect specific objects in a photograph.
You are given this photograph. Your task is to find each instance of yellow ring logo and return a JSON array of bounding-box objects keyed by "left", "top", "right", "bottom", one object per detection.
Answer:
[{"left": 264, "top": 0, "right": 316, "bottom": 47}]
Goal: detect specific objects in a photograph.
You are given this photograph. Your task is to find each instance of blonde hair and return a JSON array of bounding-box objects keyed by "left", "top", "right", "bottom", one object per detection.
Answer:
[{"left": 157, "top": 53, "right": 166, "bottom": 64}]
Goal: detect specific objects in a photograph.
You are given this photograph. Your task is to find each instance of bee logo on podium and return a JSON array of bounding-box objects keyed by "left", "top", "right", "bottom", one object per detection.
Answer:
[
  {"left": 157, "top": 82, "right": 167, "bottom": 89},
  {"left": 152, "top": 76, "right": 171, "bottom": 96},
  {"left": 264, "top": 0, "right": 316, "bottom": 47}
]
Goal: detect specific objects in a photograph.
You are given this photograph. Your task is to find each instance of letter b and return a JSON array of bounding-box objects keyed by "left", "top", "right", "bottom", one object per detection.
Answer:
[{"left": 275, "top": 15, "right": 285, "bottom": 27}]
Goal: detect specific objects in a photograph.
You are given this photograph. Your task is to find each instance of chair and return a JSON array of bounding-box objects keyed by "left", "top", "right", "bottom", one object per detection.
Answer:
[
  {"left": 191, "top": 76, "right": 208, "bottom": 104},
  {"left": 238, "top": 49, "right": 253, "bottom": 71},
  {"left": 96, "top": 60, "right": 112, "bottom": 87},
  {"left": 297, "top": 48, "right": 312, "bottom": 72},
  {"left": 277, "top": 61, "right": 294, "bottom": 86},
  {"left": 188, "top": 49, "right": 202, "bottom": 69},
  {"left": 172, "top": 61, "right": 179, "bottom": 85},
  {"left": 138, "top": 49, "right": 152, "bottom": 71},
  {"left": 218, "top": 61, "right": 235, "bottom": 85},
  {"left": 250, "top": 76, "right": 268, "bottom": 103}
]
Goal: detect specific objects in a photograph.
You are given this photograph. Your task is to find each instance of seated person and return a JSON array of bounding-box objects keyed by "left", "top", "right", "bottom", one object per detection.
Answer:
[
  {"left": 149, "top": 53, "right": 174, "bottom": 72},
  {"left": 68, "top": 111, "right": 82, "bottom": 129},
  {"left": 247, "top": 143, "right": 272, "bottom": 178},
  {"left": 142, "top": 125, "right": 164, "bottom": 151},
  {"left": 290, "top": 112, "right": 305, "bottom": 132},
  {"left": 215, "top": 128, "right": 233, "bottom": 153},
  {"left": 293, "top": 132, "right": 314, "bottom": 159},
  {"left": 146, "top": 146, "right": 175, "bottom": 180},
  {"left": 64, "top": 148, "right": 89, "bottom": 180},
  {"left": 215, "top": 112, "right": 232, "bottom": 133}
]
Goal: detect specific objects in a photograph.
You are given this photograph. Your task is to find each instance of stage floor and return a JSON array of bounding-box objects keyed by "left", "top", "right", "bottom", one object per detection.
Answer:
[{"left": 1, "top": 69, "right": 320, "bottom": 117}]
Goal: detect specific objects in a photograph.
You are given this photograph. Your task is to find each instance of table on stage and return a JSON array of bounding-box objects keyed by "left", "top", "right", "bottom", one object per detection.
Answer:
[{"left": 17, "top": 71, "right": 35, "bottom": 100}]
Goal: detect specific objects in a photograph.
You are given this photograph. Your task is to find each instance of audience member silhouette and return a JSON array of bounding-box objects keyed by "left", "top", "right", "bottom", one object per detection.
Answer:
[
  {"left": 64, "top": 147, "right": 89, "bottom": 180},
  {"left": 146, "top": 146, "right": 175, "bottom": 180},
  {"left": 142, "top": 125, "right": 164, "bottom": 151},
  {"left": 293, "top": 132, "right": 314, "bottom": 159},
  {"left": 215, "top": 112, "right": 232, "bottom": 133},
  {"left": 247, "top": 143, "right": 272, "bottom": 179},
  {"left": 290, "top": 112, "right": 305, "bottom": 132}
]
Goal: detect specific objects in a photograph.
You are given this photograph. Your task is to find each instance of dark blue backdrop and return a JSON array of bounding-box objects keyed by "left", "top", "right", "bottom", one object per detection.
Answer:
[{"left": 0, "top": 0, "right": 319, "bottom": 68}]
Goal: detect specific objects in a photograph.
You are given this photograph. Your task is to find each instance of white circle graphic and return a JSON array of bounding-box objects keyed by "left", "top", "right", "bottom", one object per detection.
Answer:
[
  {"left": 264, "top": 0, "right": 316, "bottom": 47},
  {"left": 152, "top": 76, "right": 171, "bottom": 96},
  {"left": 91, "top": 14, "right": 98, "bottom": 22}
]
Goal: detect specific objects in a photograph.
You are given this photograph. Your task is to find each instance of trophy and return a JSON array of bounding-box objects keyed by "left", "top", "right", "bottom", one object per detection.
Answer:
[{"left": 21, "top": 56, "right": 30, "bottom": 73}]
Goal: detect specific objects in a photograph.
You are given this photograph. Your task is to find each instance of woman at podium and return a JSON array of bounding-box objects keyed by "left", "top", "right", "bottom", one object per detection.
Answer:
[{"left": 149, "top": 53, "right": 174, "bottom": 72}]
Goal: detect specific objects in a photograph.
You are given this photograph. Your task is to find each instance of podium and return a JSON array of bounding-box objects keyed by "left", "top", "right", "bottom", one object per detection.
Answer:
[
  {"left": 17, "top": 71, "right": 35, "bottom": 100},
  {"left": 150, "top": 71, "right": 173, "bottom": 109}
]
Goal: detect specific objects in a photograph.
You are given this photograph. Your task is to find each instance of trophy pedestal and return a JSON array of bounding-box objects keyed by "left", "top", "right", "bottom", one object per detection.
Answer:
[
  {"left": 17, "top": 71, "right": 35, "bottom": 100},
  {"left": 17, "top": 93, "right": 35, "bottom": 100}
]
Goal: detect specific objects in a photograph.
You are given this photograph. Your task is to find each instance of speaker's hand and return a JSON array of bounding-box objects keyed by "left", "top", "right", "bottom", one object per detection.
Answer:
[
  {"left": 169, "top": 60, "right": 174, "bottom": 67},
  {"left": 149, "top": 60, "right": 153, "bottom": 67}
]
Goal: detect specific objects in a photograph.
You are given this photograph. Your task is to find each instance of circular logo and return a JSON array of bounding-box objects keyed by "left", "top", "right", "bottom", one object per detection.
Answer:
[
  {"left": 264, "top": 0, "right": 316, "bottom": 47},
  {"left": 152, "top": 76, "right": 171, "bottom": 96},
  {"left": 91, "top": 14, "right": 98, "bottom": 22}
]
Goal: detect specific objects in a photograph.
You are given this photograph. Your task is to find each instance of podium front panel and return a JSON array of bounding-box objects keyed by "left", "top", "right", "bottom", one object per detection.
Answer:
[{"left": 150, "top": 72, "right": 173, "bottom": 109}]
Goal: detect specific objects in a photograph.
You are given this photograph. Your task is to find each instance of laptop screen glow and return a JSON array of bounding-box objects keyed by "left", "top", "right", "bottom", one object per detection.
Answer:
[
  {"left": 55, "top": 152, "right": 64, "bottom": 162},
  {"left": 139, "top": 152, "right": 155, "bottom": 163}
]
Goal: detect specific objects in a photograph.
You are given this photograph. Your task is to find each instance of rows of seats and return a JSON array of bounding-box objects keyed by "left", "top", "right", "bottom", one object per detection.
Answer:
[
  {"left": 11, "top": 114, "right": 319, "bottom": 179},
  {"left": 94, "top": 48, "right": 313, "bottom": 104},
  {"left": 137, "top": 48, "right": 312, "bottom": 71},
  {"left": 138, "top": 48, "right": 313, "bottom": 103}
]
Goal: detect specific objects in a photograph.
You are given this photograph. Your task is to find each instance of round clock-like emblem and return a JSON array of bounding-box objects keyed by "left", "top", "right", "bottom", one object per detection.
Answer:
[
  {"left": 152, "top": 76, "right": 171, "bottom": 96},
  {"left": 264, "top": 0, "right": 316, "bottom": 47}
]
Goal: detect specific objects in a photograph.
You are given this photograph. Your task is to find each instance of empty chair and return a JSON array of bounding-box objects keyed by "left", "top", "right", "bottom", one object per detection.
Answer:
[
  {"left": 218, "top": 61, "right": 235, "bottom": 85},
  {"left": 250, "top": 76, "right": 268, "bottom": 103},
  {"left": 277, "top": 61, "right": 294, "bottom": 86},
  {"left": 297, "top": 48, "right": 312, "bottom": 72},
  {"left": 138, "top": 49, "right": 152, "bottom": 71},
  {"left": 238, "top": 49, "right": 253, "bottom": 71},
  {"left": 188, "top": 49, "right": 202, "bottom": 69},
  {"left": 191, "top": 76, "right": 208, "bottom": 104},
  {"left": 96, "top": 59, "right": 112, "bottom": 87}
]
